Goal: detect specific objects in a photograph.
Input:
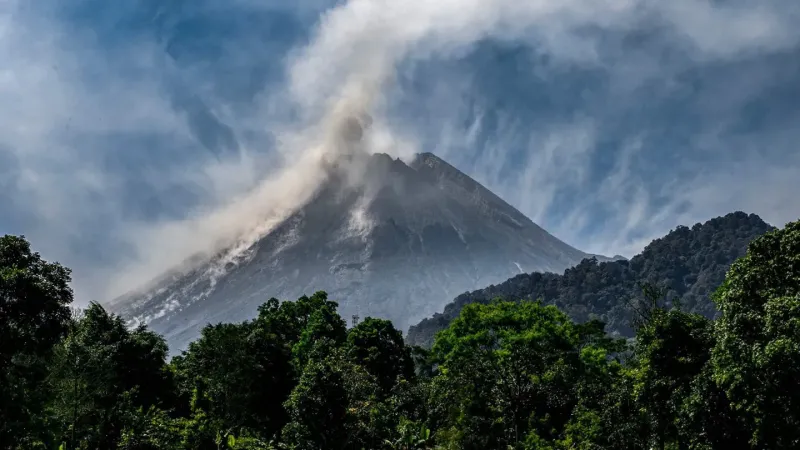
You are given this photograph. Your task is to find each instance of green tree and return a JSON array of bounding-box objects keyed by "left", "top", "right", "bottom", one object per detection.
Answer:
[
  {"left": 10, "top": 222, "right": 800, "bottom": 450},
  {"left": 116, "top": 404, "right": 183, "bottom": 450},
  {"left": 346, "top": 317, "right": 415, "bottom": 395},
  {"left": 678, "top": 363, "right": 748, "bottom": 450},
  {"left": 384, "top": 417, "right": 431, "bottom": 450},
  {"left": 632, "top": 306, "right": 714, "bottom": 449},
  {"left": 175, "top": 318, "right": 295, "bottom": 446},
  {"left": 0, "top": 235, "right": 73, "bottom": 447},
  {"left": 281, "top": 347, "right": 383, "bottom": 450},
  {"left": 553, "top": 326, "right": 639, "bottom": 450},
  {"left": 48, "top": 303, "right": 174, "bottom": 449},
  {"left": 282, "top": 352, "right": 350, "bottom": 450},
  {"left": 711, "top": 220, "right": 800, "bottom": 449},
  {"left": 281, "top": 294, "right": 408, "bottom": 449},
  {"left": 429, "top": 299, "right": 620, "bottom": 449},
  {"left": 587, "top": 369, "right": 649, "bottom": 450},
  {"left": 291, "top": 303, "right": 347, "bottom": 370},
  {"left": 175, "top": 292, "right": 347, "bottom": 447},
  {"left": 407, "top": 212, "right": 773, "bottom": 347},
  {"left": 256, "top": 292, "right": 341, "bottom": 349}
]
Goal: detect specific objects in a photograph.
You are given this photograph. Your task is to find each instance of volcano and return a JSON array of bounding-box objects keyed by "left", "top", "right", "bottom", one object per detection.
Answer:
[{"left": 110, "top": 151, "right": 601, "bottom": 352}]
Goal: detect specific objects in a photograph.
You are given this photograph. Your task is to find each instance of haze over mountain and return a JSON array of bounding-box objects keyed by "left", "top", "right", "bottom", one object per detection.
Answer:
[
  {"left": 3, "top": 1, "right": 799, "bottom": 308},
  {"left": 111, "top": 149, "right": 607, "bottom": 352}
]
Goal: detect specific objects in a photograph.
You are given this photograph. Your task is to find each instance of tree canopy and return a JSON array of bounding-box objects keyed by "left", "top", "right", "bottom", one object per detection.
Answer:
[
  {"left": 1, "top": 215, "right": 798, "bottom": 449},
  {"left": 409, "top": 211, "right": 773, "bottom": 347}
]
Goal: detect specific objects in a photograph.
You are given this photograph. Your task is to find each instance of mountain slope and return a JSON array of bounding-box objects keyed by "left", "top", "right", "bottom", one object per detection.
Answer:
[
  {"left": 111, "top": 152, "right": 595, "bottom": 352},
  {"left": 406, "top": 212, "right": 774, "bottom": 347}
]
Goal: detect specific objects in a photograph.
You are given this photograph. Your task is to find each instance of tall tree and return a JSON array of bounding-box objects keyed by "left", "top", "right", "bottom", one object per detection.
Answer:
[
  {"left": 711, "top": 220, "right": 800, "bottom": 449},
  {"left": 175, "top": 320, "right": 295, "bottom": 445},
  {"left": 281, "top": 350, "right": 355, "bottom": 450},
  {"left": 291, "top": 303, "right": 347, "bottom": 370},
  {"left": 282, "top": 344, "right": 384, "bottom": 449},
  {"left": 0, "top": 235, "right": 73, "bottom": 447},
  {"left": 346, "top": 317, "right": 414, "bottom": 395},
  {"left": 429, "top": 299, "right": 620, "bottom": 449},
  {"left": 632, "top": 307, "right": 714, "bottom": 449},
  {"left": 175, "top": 292, "right": 345, "bottom": 447},
  {"left": 48, "top": 303, "right": 173, "bottom": 449}
]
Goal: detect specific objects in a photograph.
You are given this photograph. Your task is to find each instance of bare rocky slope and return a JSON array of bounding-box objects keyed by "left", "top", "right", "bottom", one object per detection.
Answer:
[{"left": 110, "top": 151, "right": 600, "bottom": 353}]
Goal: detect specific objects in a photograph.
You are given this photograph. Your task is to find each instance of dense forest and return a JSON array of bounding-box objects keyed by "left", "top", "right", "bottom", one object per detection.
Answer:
[
  {"left": 2, "top": 215, "right": 799, "bottom": 449},
  {"left": 408, "top": 212, "right": 774, "bottom": 347}
]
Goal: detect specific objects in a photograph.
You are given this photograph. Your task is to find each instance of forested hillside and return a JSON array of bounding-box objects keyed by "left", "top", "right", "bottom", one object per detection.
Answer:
[
  {"left": 407, "top": 212, "right": 773, "bottom": 347},
  {"left": 2, "top": 216, "right": 799, "bottom": 449}
]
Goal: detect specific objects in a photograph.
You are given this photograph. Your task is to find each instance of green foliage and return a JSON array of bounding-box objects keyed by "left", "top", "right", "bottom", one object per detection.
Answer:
[
  {"left": 347, "top": 317, "right": 415, "bottom": 394},
  {"left": 428, "top": 300, "right": 623, "bottom": 449},
  {"left": 175, "top": 320, "right": 290, "bottom": 441},
  {"left": 48, "top": 302, "right": 175, "bottom": 449},
  {"left": 291, "top": 298, "right": 347, "bottom": 370},
  {"left": 281, "top": 350, "right": 352, "bottom": 449},
  {"left": 117, "top": 406, "right": 183, "bottom": 450},
  {"left": 2, "top": 216, "right": 799, "bottom": 449},
  {"left": 0, "top": 235, "right": 73, "bottom": 447},
  {"left": 384, "top": 418, "right": 431, "bottom": 449},
  {"left": 172, "top": 293, "right": 339, "bottom": 446},
  {"left": 710, "top": 220, "right": 800, "bottom": 448},
  {"left": 630, "top": 299, "right": 715, "bottom": 449},
  {"left": 408, "top": 212, "right": 773, "bottom": 347},
  {"left": 281, "top": 314, "right": 417, "bottom": 449}
]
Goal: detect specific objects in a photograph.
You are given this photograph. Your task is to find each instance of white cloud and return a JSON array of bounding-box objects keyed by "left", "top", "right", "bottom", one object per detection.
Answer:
[
  {"left": 2, "top": 0, "right": 799, "bottom": 305},
  {"left": 283, "top": 0, "right": 800, "bottom": 254}
]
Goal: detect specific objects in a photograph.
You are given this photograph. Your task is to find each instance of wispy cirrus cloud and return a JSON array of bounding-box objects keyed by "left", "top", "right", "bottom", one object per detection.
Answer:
[{"left": 2, "top": 0, "right": 799, "bottom": 304}]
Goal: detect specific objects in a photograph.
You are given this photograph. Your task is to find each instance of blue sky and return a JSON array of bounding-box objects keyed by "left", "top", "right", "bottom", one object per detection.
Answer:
[{"left": 2, "top": 0, "right": 799, "bottom": 303}]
